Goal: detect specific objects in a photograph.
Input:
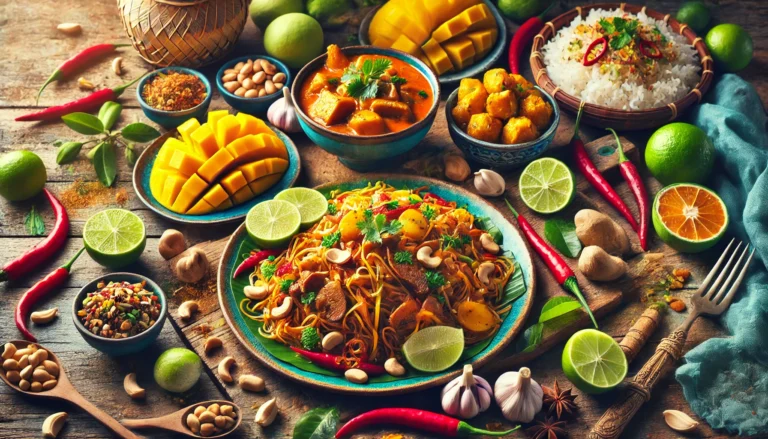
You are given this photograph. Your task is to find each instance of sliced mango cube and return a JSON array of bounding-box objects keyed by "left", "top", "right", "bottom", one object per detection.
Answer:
[
  {"left": 167, "top": 149, "right": 205, "bottom": 177},
  {"left": 466, "top": 4, "right": 496, "bottom": 33},
  {"left": 381, "top": 7, "right": 430, "bottom": 45},
  {"left": 443, "top": 36, "right": 476, "bottom": 71},
  {"left": 186, "top": 198, "right": 215, "bottom": 215},
  {"left": 202, "top": 184, "right": 231, "bottom": 208},
  {"left": 160, "top": 174, "right": 187, "bottom": 208},
  {"left": 150, "top": 168, "right": 175, "bottom": 200},
  {"left": 432, "top": 13, "right": 470, "bottom": 43},
  {"left": 197, "top": 148, "right": 236, "bottom": 183},
  {"left": 220, "top": 170, "right": 248, "bottom": 195},
  {"left": 390, "top": 34, "right": 424, "bottom": 57},
  {"left": 207, "top": 109, "right": 229, "bottom": 131},
  {"left": 371, "top": 35, "right": 395, "bottom": 49},
  {"left": 239, "top": 157, "right": 290, "bottom": 182},
  {"left": 236, "top": 113, "right": 274, "bottom": 137},
  {"left": 248, "top": 173, "right": 283, "bottom": 196},
  {"left": 215, "top": 114, "right": 241, "bottom": 148},
  {"left": 225, "top": 133, "right": 288, "bottom": 162},
  {"left": 466, "top": 28, "right": 498, "bottom": 58},
  {"left": 422, "top": 38, "right": 455, "bottom": 75},
  {"left": 231, "top": 185, "right": 255, "bottom": 205},
  {"left": 171, "top": 174, "right": 208, "bottom": 213},
  {"left": 190, "top": 123, "right": 219, "bottom": 158},
  {"left": 177, "top": 118, "right": 201, "bottom": 146},
  {"left": 216, "top": 198, "right": 234, "bottom": 211}
]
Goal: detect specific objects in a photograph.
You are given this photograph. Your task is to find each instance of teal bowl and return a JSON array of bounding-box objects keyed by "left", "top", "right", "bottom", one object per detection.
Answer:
[
  {"left": 216, "top": 55, "right": 292, "bottom": 115},
  {"left": 291, "top": 46, "right": 440, "bottom": 171},
  {"left": 136, "top": 67, "right": 211, "bottom": 129},
  {"left": 72, "top": 273, "right": 167, "bottom": 356},
  {"left": 446, "top": 86, "right": 560, "bottom": 169}
]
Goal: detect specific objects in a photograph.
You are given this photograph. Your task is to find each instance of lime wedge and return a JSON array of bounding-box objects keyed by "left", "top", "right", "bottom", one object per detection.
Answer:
[
  {"left": 562, "top": 329, "right": 628, "bottom": 394},
  {"left": 402, "top": 326, "right": 464, "bottom": 373},
  {"left": 246, "top": 200, "right": 301, "bottom": 248},
  {"left": 274, "top": 187, "right": 328, "bottom": 227},
  {"left": 83, "top": 209, "right": 146, "bottom": 268},
  {"left": 518, "top": 158, "right": 575, "bottom": 214}
]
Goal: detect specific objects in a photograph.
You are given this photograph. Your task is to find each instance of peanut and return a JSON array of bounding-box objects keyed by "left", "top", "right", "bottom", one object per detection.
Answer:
[{"left": 238, "top": 374, "right": 265, "bottom": 392}]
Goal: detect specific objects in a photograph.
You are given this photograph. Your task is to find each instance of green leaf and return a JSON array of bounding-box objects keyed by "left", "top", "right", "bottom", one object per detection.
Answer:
[
  {"left": 544, "top": 219, "right": 582, "bottom": 258},
  {"left": 293, "top": 407, "right": 339, "bottom": 439},
  {"left": 499, "top": 261, "right": 526, "bottom": 311},
  {"left": 612, "top": 17, "right": 626, "bottom": 32},
  {"left": 24, "top": 206, "right": 45, "bottom": 236},
  {"left": 476, "top": 216, "right": 503, "bottom": 246},
  {"left": 610, "top": 32, "right": 632, "bottom": 50},
  {"left": 518, "top": 296, "right": 584, "bottom": 353},
  {"left": 92, "top": 141, "right": 117, "bottom": 187},
  {"left": 62, "top": 112, "right": 104, "bottom": 135},
  {"left": 120, "top": 123, "right": 161, "bottom": 143},
  {"left": 98, "top": 101, "right": 122, "bottom": 131},
  {"left": 520, "top": 323, "right": 544, "bottom": 353},
  {"left": 539, "top": 297, "right": 581, "bottom": 323},
  {"left": 56, "top": 141, "right": 83, "bottom": 165},
  {"left": 598, "top": 18, "right": 615, "bottom": 34},
  {"left": 124, "top": 143, "right": 138, "bottom": 166}
]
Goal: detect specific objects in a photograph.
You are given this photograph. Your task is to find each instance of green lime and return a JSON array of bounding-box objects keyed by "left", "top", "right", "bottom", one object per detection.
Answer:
[
  {"left": 652, "top": 183, "right": 728, "bottom": 253},
  {"left": 307, "top": 0, "right": 351, "bottom": 28},
  {"left": 562, "top": 329, "right": 628, "bottom": 394},
  {"left": 154, "top": 348, "right": 202, "bottom": 393},
  {"left": 402, "top": 326, "right": 464, "bottom": 373},
  {"left": 246, "top": 199, "right": 301, "bottom": 248},
  {"left": 676, "top": 2, "right": 710, "bottom": 33},
  {"left": 645, "top": 122, "right": 714, "bottom": 185},
  {"left": 706, "top": 24, "right": 753, "bottom": 72},
  {"left": 249, "top": 0, "right": 304, "bottom": 30},
  {"left": 0, "top": 150, "right": 46, "bottom": 202},
  {"left": 274, "top": 187, "right": 328, "bottom": 227},
  {"left": 497, "top": 0, "right": 549, "bottom": 22},
  {"left": 83, "top": 209, "right": 146, "bottom": 268},
  {"left": 264, "top": 13, "right": 324, "bottom": 69},
  {"left": 518, "top": 158, "right": 575, "bottom": 214}
]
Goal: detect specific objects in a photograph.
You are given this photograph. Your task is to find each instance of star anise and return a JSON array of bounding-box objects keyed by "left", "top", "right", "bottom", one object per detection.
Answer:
[
  {"left": 526, "top": 417, "right": 567, "bottom": 439},
  {"left": 542, "top": 380, "right": 578, "bottom": 419}
]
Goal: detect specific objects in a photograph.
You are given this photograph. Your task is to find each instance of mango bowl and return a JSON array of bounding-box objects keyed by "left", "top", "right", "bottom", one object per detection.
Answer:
[{"left": 291, "top": 46, "right": 440, "bottom": 172}]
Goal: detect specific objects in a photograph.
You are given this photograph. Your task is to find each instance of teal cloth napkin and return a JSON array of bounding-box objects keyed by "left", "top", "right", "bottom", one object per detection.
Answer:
[{"left": 675, "top": 73, "right": 768, "bottom": 435}]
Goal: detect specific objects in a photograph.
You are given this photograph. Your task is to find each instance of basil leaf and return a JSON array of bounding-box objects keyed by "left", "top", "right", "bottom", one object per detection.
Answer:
[
  {"left": 539, "top": 297, "right": 581, "bottom": 323},
  {"left": 56, "top": 141, "right": 83, "bottom": 165},
  {"left": 121, "top": 123, "right": 161, "bottom": 143},
  {"left": 62, "top": 112, "right": 104, "bottom": 135},
  {"left": 124, "top": 143, "right": 138, "bottom": 166},
  {"left": 293, "top": 407, "right": 339, "bottom": 439},
  {"left": 98, "top": 101, "right": 122, "bottom": 131},
  {"left": 24, "top": 206, "right": 46, "bottom": 236},
  {"left": 518, "top": 296, "right": 583, "bottom": 353},
  {"left": 92, "top": 141, "right": 117, "bottom": 187},
  {"left": 520, "top": 323, "right": 543, "bottom": 353},
  {"left": 544, "top": 219, "right": 582, "bottom": 258}
]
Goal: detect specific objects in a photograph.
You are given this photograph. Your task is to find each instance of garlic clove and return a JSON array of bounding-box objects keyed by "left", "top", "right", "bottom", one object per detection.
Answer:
[
  {"left": 441, "top": 383, "right": 461, "bottom": 415},
  {"left": 494, "top": 366, "right": 543, "bottom": 423},
  {"left": 663, "top": 410, "right": 699, "bottom": 432},
  {"left": 474, "top": 169, "right": 506, "bottom": 197},
  {"left": 460, "top": 388, "right": 480, "bottom": 419},
  {"left": 267, "top": 87, "right": 302, "bottom": 133},
  {"left": 440, "top": 364, "right": 492, "bottom": 420},
  {"left": 478, "top": 386, "right": 492, "bottom": 412}
]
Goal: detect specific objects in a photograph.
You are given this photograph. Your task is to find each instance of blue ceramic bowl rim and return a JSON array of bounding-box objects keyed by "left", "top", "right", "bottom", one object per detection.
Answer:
[
  {"left": 291, "top": 45, "right": 441, "bottom": 142},
  {"left": 446, "top": 86, "right": 561, "bottom": 151},
  {"left": 71, "top": 272, "right": 168, "bottom": 345},
  {"left": 136, "top": 67, "right": 212, "bottom": 116},
  {"left": 215, "top": 55, "right": 292, "bottom": 104}
]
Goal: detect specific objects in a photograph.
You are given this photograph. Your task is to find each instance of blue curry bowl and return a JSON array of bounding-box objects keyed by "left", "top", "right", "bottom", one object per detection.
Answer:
[
  {"left": 292, "top": 46, "right": 440, "bottom": 172},
  {"left": 136, "top": 67, "right": 211, "bottom": 129},
  {"left": 72, "top": 273, "right": 167, "bottom": 356},
  {"left": 446, "top": 86, "right": 560, "bottom": 170},
  {"left": 216, "top": 55, "right": 291, "bottom": 115}
]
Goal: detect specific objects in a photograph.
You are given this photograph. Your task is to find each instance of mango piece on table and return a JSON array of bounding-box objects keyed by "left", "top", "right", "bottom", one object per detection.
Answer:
[
  {"left": 443, "top": 36, "right": 476, "bottom": 71},
  {"left": 215, "top": 114, "right": 241, "bottom": 148},
  {"left": 236, "top": 113, "right": 274, "bottom": 137},
  {"left": 177, "top": 118, "right": 201, "bottom": 146},
  {"left": 167, "top": 148, "right": 205, "bottom": 177},
  {"left": 220, "top": 170, "right": 249, "bottom": 196},
  {"left": 466, "top": 28, "right": 498, "bottom": 58},
  {"left": 160, "top": 174, "right": 187, "bottom": 208},
  {"left": 190, "top": 123, "right": 219, "bottom": 159},
  {"left": 225, "top": 133, "right": 288, "bottom": 163},
  {"left": 186, "top": 198, "right": 216, "bottom": 215},
  {"left": 216, "top": 198, "right": 234, "bottom": 211},
  {"left": 207, "top": 109, "right": 229, "bottom": 131},
  {"left": 422, "top": 38, "right": 455, "bottom": 75},
  {"left": 171, "top": 174, "right": 209, "bottom": 213},
  {"left": 248, "top": 173, "right": 283, "bottom": 196},
  {"left": 202, "top": 184, "right": 231, "bottom": 209},
  {"left": 231, "top": 185, "right": 255, "bottom": 205},
  {"left": 197, "top": 148, "right": 236, "bottom": 183}
]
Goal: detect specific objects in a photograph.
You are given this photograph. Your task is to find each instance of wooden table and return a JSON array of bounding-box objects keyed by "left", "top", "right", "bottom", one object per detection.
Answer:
[{"left": 1, "top": 1, "right": 765, "bottom": 438}]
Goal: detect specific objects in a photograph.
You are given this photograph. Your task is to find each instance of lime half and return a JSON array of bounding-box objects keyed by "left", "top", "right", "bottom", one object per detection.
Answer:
[
  {"left": 518, "top": 158, "right": 575, "bottom": 214},
  {"left": 562, "top": 329, "right": 628, "bottom": 394},
  {"left": 246, "top": 199, "right": 301, "bottom": 248},
  {"left": 274, "top": 187, "right": 328, "bottom": 227},
  {"left": 402, "top": 326, "right": 464, "bottom": 373},
  {"left": 83, "top": 209, "right": 146, "bottom": 268}
]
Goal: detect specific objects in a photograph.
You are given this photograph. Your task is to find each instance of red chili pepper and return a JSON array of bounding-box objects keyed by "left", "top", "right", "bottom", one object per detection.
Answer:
[
  {"left": 36, "top": 43, "right": 130, "bottom": 104},
  {"left": 15, "top": 248, "right": 85, "bottom": 341},
  {"left": 422, "top": 193, "right": 450, "bottom": 206},
  {"left": 505, "top": 200, "right": 597, "bottom": 328},
  {"left": 1, "top": 189, "right": 69, "bottom": 283},
  {"left": 507, "top": 1, "right": 556, "bottom": 74},
  {"left": 377, "top": 192, "right": 391, "bottom": 201},
  {"left": 571, "top": 106, "right": 639, "bottom": 232},
  {"left": 275, "top": 263, "right": 293, "bottom": 277},
  {"left": 608, "top": 128, "right": 649, "bottom": 251},
  {"left": 16, "top": 77, "right": 140, "bottom": 122},
  {"left": 639, "top": 39, "right": 663, "bottom": 59},
  {"left": 583, "top": 37, "right": 608, "bottom": 66},
  {"left": 232, "top": 249, "right": 282, "bottom": 279},
  {"left": 336, "top": 408, "right": 520, "bottom": 438},
  {"left": 289, "top": 347, "right": 386, "bottom": 376}
]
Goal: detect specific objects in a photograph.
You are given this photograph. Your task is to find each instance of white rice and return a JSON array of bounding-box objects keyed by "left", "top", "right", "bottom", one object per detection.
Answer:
[{"left": 541, "top": 8, "right": 701, "bottom": 110}]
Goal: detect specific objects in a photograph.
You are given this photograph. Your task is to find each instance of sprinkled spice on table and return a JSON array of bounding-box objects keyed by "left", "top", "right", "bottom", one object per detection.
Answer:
[
  {"left": 77, "top": 280, "right": 161, "bottom": 338},
  {"left": 141, "top": 70, "right": 207, "bottom": 111}
]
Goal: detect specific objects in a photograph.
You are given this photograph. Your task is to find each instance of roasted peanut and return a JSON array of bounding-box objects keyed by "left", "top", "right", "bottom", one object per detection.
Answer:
[
  {"left": 207, "top": 403, "right": 220, "bottom": 416},
  {"left": 198, "top": 410, "right": 216, "bottom": 424},
  {"left": 6, "top": 370, "right": 21, "bottom": 384},
  {"left": 2, "top": 343, "right": 17, "bottom": 360},
  {"left": 186, "top": 413, "right": 201, "bottom": 434}
]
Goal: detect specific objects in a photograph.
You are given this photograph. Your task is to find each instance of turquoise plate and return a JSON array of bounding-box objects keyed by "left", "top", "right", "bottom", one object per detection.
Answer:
[
  {"left": 217, "top": 176, "right": 536, "bottom": 395},
  {"left": 132, "top": 127, "right": 300, "bottom": 224}
]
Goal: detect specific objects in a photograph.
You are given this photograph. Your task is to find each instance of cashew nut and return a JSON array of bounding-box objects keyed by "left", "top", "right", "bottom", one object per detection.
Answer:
[
  {"left": 344, "top": 368, "right": 368, "bottom": 384},
  {"left": 123, "top": 373, "right": 145, "bottom": 399},
  {"left": 218, "top": 356, "right": 236, "bottom": 383},
  {"left": 384, "top": 358, "right": 406, "bottom": 377},
  {"left": 416, "top": 246, "right": 442, "bottom": 269},
  {"left": 255, "top": 398, "right": 277, "bottom": 426},
  {"left": 244, "top": 283, "right": 270, "bottom": 300},
  {"left": 2, "top": 343, "right": 16, "bottom": 360},
  {"left": 321, "top": 331, "right": 344, "bottom": 351},
  {"left": 238, "top": 374, "right": 265, "bottom": 392},
  {"left": 479, "top": 233, "right": 500, "bottom": 254},
  {"left": 477, "top": 262, "right": 495, "bottom": 285},
  {"left": 158, "top": 229, "right": 186, "bottom": 260},
  {"left": 204, "top": 336, "right": 223, "bottom": 355},
  {"left": 177, "top": 300, "right": 200, "bottom": 321},
  {"left": 42, "top": 412, "right": 68, "bottom": 438},
  {"left": 56, "top": 23, "right": 81, "bottom": 35},
  {"left": 325, "top": 248, "right": 352, "bottom": 265},
  {"left": 270, "top": 297, "right": 293, "bottom": 319},
  {"left": 112, "top": 57, "right": 123, "bottom": 76},
  {"left": 30, "top": 308, "right": 58, "bottom": 325}
]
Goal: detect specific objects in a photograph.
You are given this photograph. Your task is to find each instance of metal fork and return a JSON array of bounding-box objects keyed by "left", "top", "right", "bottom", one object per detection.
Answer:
[{"left": 589, "top": 239, "right": 756, "bottom": 439}]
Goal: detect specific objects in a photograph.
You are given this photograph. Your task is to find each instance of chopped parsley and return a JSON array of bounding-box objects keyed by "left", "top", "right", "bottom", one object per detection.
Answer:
[
  {"left": 434, "top": 293, "right": 446, "bottom": 304},
  {"left": 356, "top": 209, "right": 403, "bottom": 244},
  {"left": 327, "top": 77, "right": 340, "bottom": 86},
  {"left": 598, "top": 17, "right": 640, "bottom": 50},
  {"left": 322, "top": 231, "right": 341, "bottom": 248},
  {"left": 390, "top": 75, "right": 407, "bottom": 85},
  {"left": 327, "top": 203, "right": 338, "bottom": 215},
  {"left": 425, "top": 271, "right": 446, "bottom": 289},
  {"left": 342, "top": 58, "right": 392, "bottom": 100},
  {"left": 394, "top": 251, "right": 413, "bottom": 265},
  {"left": 422, "top": 204, "right": 437, "bottom": 221},
  {"left": 279, "top": 278, "right": 294, "bottom": 292},
  {"left": 301, "top": 291, "right": 317, "bottom": 305},
  {"left": 300, "top": 327, "right": 321, "bottom": 350},
  {"left": 385, "top": 200, "right": 400, "bottom": 210},
  {"left": 442, "top": 234, "right": 471, "bottom": 249},
  {"left": 418, "top": 90, "right": 428, "bottom": 99},
  {"left": 408, "top": 195, "right": 421, "bottom": 205},
  {"left": 261, "top": 261, "right": 277, "bottom": 280}
]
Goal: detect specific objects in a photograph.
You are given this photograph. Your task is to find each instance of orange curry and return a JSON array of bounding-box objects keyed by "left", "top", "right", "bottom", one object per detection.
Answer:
[{"left": 300, "top": 45, "right": 434, "bottom": 136}]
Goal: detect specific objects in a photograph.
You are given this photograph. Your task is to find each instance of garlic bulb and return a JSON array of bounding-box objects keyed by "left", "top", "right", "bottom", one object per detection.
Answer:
[
  {"left": 494, "top": 367, "right": 543, "bottom": 423},
  {"left": 441, "top": 364, "right": 493, "bottom": 419},
  {"left": 474, "top": 169, "right": 506, "bottom": 197},
  {"left": 267, "top": 87, "right": 301, "bottom": 133}
]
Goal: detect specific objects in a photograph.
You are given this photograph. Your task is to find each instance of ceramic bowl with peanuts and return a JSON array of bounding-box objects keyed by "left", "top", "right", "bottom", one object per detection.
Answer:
[
  {"left": 136, "top": 67, "right": 212, "bottom": 129},
  {"left": 215, "top": 55, "right": 291, "bottom": 115}
]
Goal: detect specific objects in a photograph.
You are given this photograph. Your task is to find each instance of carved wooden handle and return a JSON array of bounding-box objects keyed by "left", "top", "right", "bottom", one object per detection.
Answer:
[{"left": 588, "top": 328, "right": 688, "bottom": 439}]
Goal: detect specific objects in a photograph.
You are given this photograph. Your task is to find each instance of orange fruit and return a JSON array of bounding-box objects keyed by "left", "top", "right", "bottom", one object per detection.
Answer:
[{"left": 652, "top": 183, "right": 728, "bottom": 253}]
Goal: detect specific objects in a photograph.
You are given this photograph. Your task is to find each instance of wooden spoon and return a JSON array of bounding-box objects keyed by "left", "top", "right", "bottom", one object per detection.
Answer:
[
  {"left": 0, "top": 340, "right": 141, "bottom": 439},
  {"left": 121, "top": 400, "right": 242, "bottom": 438}
]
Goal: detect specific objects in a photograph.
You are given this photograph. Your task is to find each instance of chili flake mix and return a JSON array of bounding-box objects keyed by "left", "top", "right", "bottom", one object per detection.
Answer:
[
  {"left": 77, "top": 280, "right": 162, "bottom": 339},
  {"left": 141, "top": 70, "right": 206, "bottom": 112}
]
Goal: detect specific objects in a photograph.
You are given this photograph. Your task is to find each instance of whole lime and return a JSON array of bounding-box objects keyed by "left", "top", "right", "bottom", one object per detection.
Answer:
[
  {"left": 154, "top": 348, "right": 202, "bottom": 393},
  {"left": 706, "top": 24, "right": 753, "bottom": 72},
  {"left": 676, "top": 2, "right": 710, "bottom": 33},
  {"left": 497, "top": 0, "right": 549, "bottom": 22},
  {"left": 645, "top": 123, "right": 715, "bottom": 185},
  {"left": 264, "top": 13, "right": 324, "bottom": 69},
  {"left": 249, "top": 0, "right": 304, "bottom": 30},
  {"left": 0, "top": 150, "right": 46, "bottom": 202},
  {"left": 307, "top": 0, "right": 351, "bottom": 28}
]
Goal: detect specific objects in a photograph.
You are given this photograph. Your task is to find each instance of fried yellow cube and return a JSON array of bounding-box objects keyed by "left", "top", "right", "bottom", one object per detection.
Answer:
[
  {"left": 458, "top": 78, "right": 484, "bottom": 101},
  {"left": 348, "top": 110, "right": 387, "bottom": 136},
  {"left": 326, "top": 44, "right": 350, "bottom": 71},
  {"left": 509, "top": 73, "right": 535, "bottom": 96},
  {"left": 502, "top": 117, "right": 539, "bottom": 145},
  {"left": 467, "top": 113, "right": 502, "bottom": 143},
  {"left": 451, "top": 87, "right": 488, "bottom": 126},
  {"left": 485, "top": 90, "right": 517, "bottom": 120},
  {"left": 519, "top": 94, "right": 553, "bottom": 130},
  {"left": 483, "top": 68, "right": 513, "bottom": 94},
  {"left": 309, "top": 89, "right": 357, "bottom": 126}
]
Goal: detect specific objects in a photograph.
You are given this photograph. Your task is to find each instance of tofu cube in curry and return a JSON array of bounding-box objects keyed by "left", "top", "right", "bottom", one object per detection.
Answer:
[
  {"left": 502, "top": 117, "right": 539, "bottom": 145},
  {"left": 369, "top": 99, "right": 414, "bottom": 121},
  {"left": 309, "top": 89, "right": 357, "bottom": 126},
  {"left": 307, "top": 72, "right": 332, "bottom": 94},
  {"left": 348, "top": 110, "right": 387, "bottom": 136},
  {"left": 486, "top": 90, "right": 517, "bottom": 120},
  {"left": 519, "top": 94, "right": 553, "bottom": 130}
]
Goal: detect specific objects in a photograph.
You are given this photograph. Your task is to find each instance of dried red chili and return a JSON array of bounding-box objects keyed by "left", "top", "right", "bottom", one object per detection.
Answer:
[
  {"left": 289, "top": 347, "right": 386, "bottom": 376},
  {"left": 583, "top": 37, "right": 608, "bottom": 66},
  {"left": 639, "top": 40, "right": 663, "bottom": 59}
]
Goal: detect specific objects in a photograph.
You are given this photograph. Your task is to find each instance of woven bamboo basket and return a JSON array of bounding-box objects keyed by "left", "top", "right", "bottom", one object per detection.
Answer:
[
  {"left": 529, "top": 3, "right": 714, "bottom": 131},
  {"left": 117, "top": 0, "right": 248, "bottom": 68}
]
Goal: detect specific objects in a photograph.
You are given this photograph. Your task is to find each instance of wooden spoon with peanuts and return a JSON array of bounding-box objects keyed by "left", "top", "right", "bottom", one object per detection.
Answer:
[
  {"left": 0, "top": 340, "right": 141, "bottom": 439},
  {"left": 121, "top": 400, "right": 242, "bottom": 438}
]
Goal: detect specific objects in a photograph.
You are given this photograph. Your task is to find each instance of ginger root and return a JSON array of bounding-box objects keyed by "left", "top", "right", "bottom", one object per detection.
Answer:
[
  {"left": 575, "top": 209, "right": 630, "bottom": 255},
  {"left": 578, "top": 245, "right": 627, "bottom": 281},
  {"left": 158, "top": 229, "right": 187, "bottom": 260},
  {"left": 173, "top": 248, "right": 209, "bottom": 283}
]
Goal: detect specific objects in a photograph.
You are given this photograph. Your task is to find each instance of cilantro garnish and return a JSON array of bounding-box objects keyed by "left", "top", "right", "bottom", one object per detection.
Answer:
[
  {"left": 279, "top": 279, "right": 294, "bottom": 292},
  {"left": 418, "top": 90, "right": 428, "bottom": 99},
  {"left": 516, "top": 84, "right": 524, "bottom": 93},
  {"left": 442, "top": 234, "right": 471, "bottom": 249},
  {"left": 327, "top": 77, "right": 340, "bottom": 86},
  {"left": 425, "top": 271, "right": 446, "bottom": 289},
  {"left": 342, "top": 58, "right": 392, "bottom": 100},
  {"left": 301, "top": 327, "right": 321, "bottom": 350},
  {"left": 301, "top": 291, "right": 316, "bottom": 305},
  {"left": 390, "top": 75, "right": 407, "bottom": 85},
  {"left": 261, "top": 261, "right": 277, "bottom": 280},
  {"left": 599, "top": 17, "right": 640, "bottom": 50},
  {"left": 408, "top": 195, "right": 420, "bottom": 205},
  {"left": 422, "top": 205, "right": 437, "bottom": 221},
  {"left": 322, "top": 231, "right": 341, "bottom": 248},
  {"left": 394, "top": 251, "right": 413, "bottom": 265},
  {"left": 356, "top": 210, "right": 402, "bottom": 243},
  {"left": 327, "top": 203, "right": 338, "bottom": 215},
  {"left": 435, "top": 294, "right": 446, "bottom": 304},
  {"left": 385, "top": 200, "right": 399, "bottom": 210}
]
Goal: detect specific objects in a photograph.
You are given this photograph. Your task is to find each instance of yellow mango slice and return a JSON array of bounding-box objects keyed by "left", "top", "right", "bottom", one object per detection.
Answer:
[
  {"left": 466, "top": 28, "right": 498, "bottom": 58},
  {"left": 392, "top": 0, "right": 436, "bottom": 30},
  {"left": 236, "top": 113, "right": 274, "bottom": 137},
  {"left": 231, "top": 185, "right": 255, "bottom": 205},
  {"left": 220, "top": 170, "right": 249, "bottom": 195},
  {"left": 248, "top": 173, "right": 282, "bottom": 197},
  {"left": 443, "top": 36, "right": 476, "bottom": 71},
  {"left": 150, "top": 168, "right": 172, "bottom": 200},
  {"left": 371, "top": 35, "right": 395, "bottom": 49},
  {"left": 171, "top": 174, "right": 208, "bottom": 213},
  {"left": 207, "top": 109, "right": 229, "bottom": 131},
  {"left": 426, "top": 0, "right": 481, "bottom": 25},
  {"left": 202, "top": 184, "right": 231, "bottom": 208},
  {"left": 216, "top": 198, "right": 234, "bottom": 211},
  {"left": 380, "top": 6, "right": 430, "bottom": 45},
  {"left": 160, "top": 174, "right": 187, "bottom": 208},
  {"left": 432, "top": 14, "right": 470, "bottom": 43},
  {"left": 186, "top": 198, "right": 215, "bottom": 215},
  {"left": 215, "top": 114, "right": 241, "bottom": 149},
  {"left": 190, "top": 123, "right": 219, "bottom": 159},
  {"left": 390, "top": 34, "right": 424, "bottom": 57},
  {"left": 466, "top": 5, "right": 496, "bottom": 33},
  {"left": 225, "top": 133, "right": 288, "bottom": 162},
  {"left": 422, "top": 38, "right": 455, "bottom": 75},
  {"left": 432, "top": 3, "right": 492, "bottom": 43},
  {"left": 197, "top": 148, "right": 236, "bottom": 183},
  {"left": 368, "top": 1, "right": 400, "bottom": 44},
  {"left": 239, "top": 157, "right": 289, "bottom": 182},
  {"left": 167, "top": 149, "right": 205, "bottom": 177},
  {"left": 177, "top": 118, "right": 201, "bottom": 146}
]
